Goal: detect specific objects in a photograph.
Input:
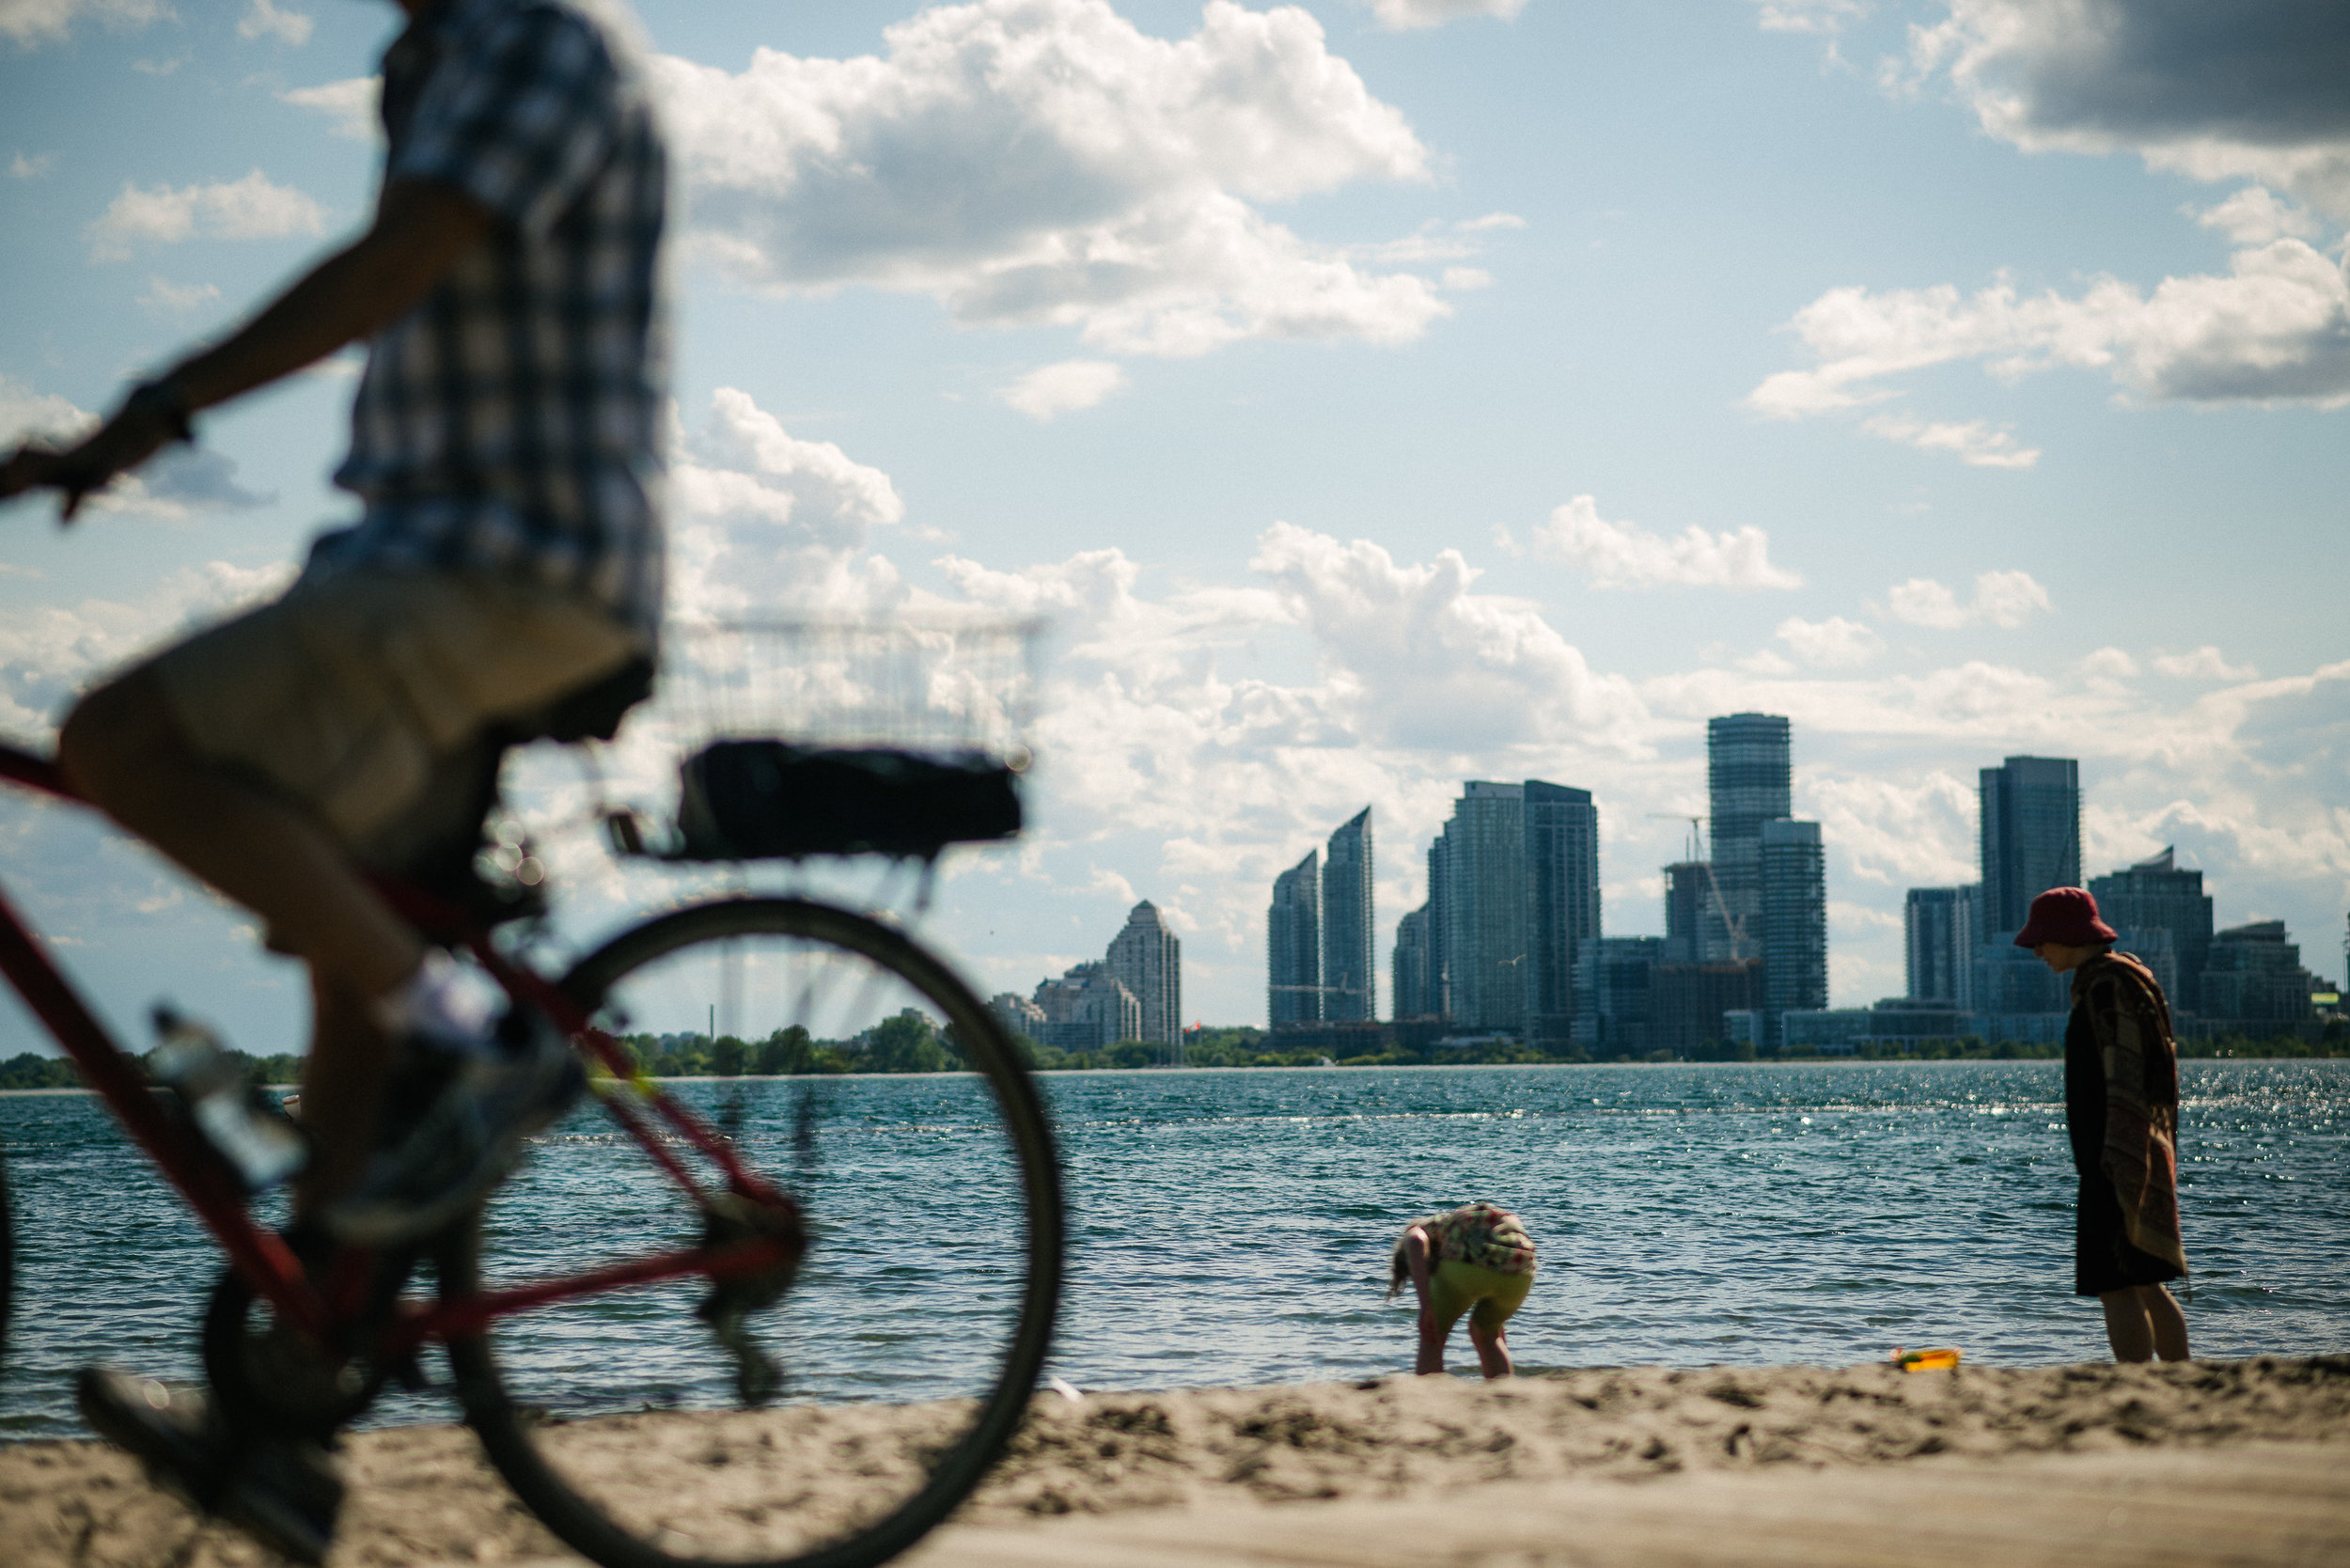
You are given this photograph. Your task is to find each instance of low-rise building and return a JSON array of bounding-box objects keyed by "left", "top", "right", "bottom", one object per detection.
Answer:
[
  {"left": 1033, "top": 961, "right": 1141, "bottom": 1052},
  {"left": 2200, "top": 920, "right": 2316, "bottom": 1028},
  {"left": 1650, "top": 959, "right": 1762, "bottom": 1056}
]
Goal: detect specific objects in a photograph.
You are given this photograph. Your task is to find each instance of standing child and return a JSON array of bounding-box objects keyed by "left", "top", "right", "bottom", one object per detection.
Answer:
[{"left": 1388, "top": 1200, "right": 1538, "bottom": 1379}]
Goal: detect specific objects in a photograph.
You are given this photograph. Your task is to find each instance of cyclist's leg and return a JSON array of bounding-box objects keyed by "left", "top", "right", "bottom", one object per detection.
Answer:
[
  {"left": 292, "top": 966, "right": 394, "bottom": 1217},
  {"left": 58, "top": 666, "right": 424, "bottom": 996}
]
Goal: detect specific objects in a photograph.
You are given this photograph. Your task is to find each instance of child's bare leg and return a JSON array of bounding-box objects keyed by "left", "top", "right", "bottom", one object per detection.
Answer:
[
  {"left": 2097, "top": 1288, "right": 2154, "bottom": 1362},
  {"left": 2138, "top": 1283, "right": 2189, "bottom": 1361},
  {"left": 1416, "top": 1310, "right": 1448, "bottom": 1375},
  {"left": 1467, "top": 1318, "right": 1512, "bottom": 1380}
]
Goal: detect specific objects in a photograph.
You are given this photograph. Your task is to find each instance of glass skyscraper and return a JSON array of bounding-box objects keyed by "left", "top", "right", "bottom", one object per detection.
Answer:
[
  {"left": 1904, "top": 885, "right": 1979, "bottom": 1007},
  {"left": 1707, "top": 713, "right": 1792, "bottom": 961},
  {"left": 1391, "top": 904, "right": 1432, "bottom": 1020},
  {"left": 1267, "top": 849, "right": 1320, "bottom": 1028},
  {"left": 1441, "top": 782, "right": 1528, "bottom": 1035},
  {"left": 1979, "top": 756, "right": 2081, "bottom": 935},
  {"left": 1760, "top": 819, "right": 1827, "bottom": 1028},
  {"left": 1321, "top": 808, "right": 1375, "bottom": 1023},
  {"left": 1524, "top": 781, "right": 1600, "bottom": 1046}
]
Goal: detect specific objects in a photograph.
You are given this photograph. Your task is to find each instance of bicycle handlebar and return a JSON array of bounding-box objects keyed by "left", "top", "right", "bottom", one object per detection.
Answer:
[{"left": 0, "top": 741, "right": 75, "bottom": 801}]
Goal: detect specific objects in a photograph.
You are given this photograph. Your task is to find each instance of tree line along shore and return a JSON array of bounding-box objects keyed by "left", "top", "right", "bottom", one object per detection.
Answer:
[{"left": 1, "top": 1017, "right": 2343, "bottom": 1091}]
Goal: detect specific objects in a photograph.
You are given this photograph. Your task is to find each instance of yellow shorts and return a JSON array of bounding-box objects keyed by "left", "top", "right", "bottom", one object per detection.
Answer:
[
  {"left": 136, "top": 566, "right": 641, "bottom": 866},
  {"left": 1427, "top": 1260, "right": 1532, "bottom": 1337}
]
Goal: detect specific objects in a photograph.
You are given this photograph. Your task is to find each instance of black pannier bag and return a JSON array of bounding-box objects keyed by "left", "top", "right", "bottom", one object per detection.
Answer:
[{"left": 675, "top": 740, "right": 1022, "bottom": 861}]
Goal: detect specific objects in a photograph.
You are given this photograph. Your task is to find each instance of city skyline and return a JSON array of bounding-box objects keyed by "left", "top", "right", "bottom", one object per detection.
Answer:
[{"left": 0, "top": 3, "right": 2341, "bottom": 1051}]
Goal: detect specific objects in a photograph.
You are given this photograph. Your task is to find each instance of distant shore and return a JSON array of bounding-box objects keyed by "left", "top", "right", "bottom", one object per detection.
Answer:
[
  {"left": 4, "top": 1045, "right": 2345, "bottom": 1095},
  {"left": 4, "top": 1356, "right": 2343, "bottom": 1567}
]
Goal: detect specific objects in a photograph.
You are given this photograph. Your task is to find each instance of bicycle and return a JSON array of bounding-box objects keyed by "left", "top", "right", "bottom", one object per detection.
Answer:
[{"left": 0, "top": 617, "right": 1063, "bottom": 1568}]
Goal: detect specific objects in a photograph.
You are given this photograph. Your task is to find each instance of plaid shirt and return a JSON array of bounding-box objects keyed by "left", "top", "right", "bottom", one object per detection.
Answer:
[{"left": 320, "top": 0, "right": 668, "bottom": 635}]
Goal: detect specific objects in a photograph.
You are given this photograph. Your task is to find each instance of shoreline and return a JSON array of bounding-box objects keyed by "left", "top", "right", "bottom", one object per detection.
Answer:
[
  {"left": 6, "top": 1051, "right": 2347, "bottom": 1097},
  {"left": 4, "top": 1356, "right": 2343, "bottom": 1566}
]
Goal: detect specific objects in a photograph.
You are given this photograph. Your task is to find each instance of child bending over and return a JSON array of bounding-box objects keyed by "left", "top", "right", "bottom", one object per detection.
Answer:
[{"left": 1388, "top": 1200, "right": 1537, "bottom": 1379}]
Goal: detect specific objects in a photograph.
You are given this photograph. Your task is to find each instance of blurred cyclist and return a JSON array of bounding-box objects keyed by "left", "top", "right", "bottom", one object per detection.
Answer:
[{"left": 0, "top": 2, "right": 668, "bottom": 1556}]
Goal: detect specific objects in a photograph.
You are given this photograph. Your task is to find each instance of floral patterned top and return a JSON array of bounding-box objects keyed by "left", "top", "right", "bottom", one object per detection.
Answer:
[{"left": 1413, "top": 1201, "right": 1538, "bottom": 1276}]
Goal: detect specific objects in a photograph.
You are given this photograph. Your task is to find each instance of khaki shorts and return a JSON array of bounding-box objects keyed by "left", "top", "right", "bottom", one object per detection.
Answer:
[
  {"left": 1427, "top": 1260, "right": 1533, "bottom": 1337},
  {"left": 144, "top": 566, "right": 642, "bottom": 865}
]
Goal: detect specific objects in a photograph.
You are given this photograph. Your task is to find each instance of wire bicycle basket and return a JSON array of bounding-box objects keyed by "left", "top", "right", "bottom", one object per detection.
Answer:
[{"left": 608, "top": 616, "right": 1045, "bottom": 863}]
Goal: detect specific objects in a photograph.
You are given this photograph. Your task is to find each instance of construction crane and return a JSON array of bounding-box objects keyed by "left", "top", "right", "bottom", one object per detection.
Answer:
[{"left": 1646, "top": 812, "right": 1750, "bottom": 962}]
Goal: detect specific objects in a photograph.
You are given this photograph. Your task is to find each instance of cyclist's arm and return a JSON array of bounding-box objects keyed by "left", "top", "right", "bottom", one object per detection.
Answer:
[{"left": 0, "top": 179, "right": 493, "bottom": 518}]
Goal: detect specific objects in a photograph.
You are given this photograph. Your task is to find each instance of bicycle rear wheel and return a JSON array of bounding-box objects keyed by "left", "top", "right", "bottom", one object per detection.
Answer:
[
  {"left": 0, "top": 1137, "right": 12, "bottom": 1376},
  {"left": 442, "top": 897, "right": 1062, "bottom": 1568}
]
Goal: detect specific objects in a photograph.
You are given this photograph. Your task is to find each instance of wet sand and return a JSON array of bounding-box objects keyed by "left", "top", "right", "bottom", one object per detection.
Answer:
[{"left": 2, "top": 1356, "right": 2343, "bottom": 1566}]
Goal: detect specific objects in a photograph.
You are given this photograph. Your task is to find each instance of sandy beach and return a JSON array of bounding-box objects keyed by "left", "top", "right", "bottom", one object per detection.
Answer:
[{"left": 3, "top": 1356, "right": 2342, "bottom": 1567}]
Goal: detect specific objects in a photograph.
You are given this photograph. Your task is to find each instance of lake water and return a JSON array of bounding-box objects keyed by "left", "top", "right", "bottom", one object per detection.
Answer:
[{"left": 3, "top": 1059, "right": 2346, "bottom": 1441}]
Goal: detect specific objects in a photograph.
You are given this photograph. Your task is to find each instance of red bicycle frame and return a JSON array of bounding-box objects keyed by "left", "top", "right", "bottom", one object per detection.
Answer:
[{"left": 0, "top": 741, "right": 796, "bottom": 1361}]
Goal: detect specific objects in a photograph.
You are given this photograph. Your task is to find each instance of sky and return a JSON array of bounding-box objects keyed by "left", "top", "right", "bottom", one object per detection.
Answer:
[{"left": 0, "top": 0, "right": 2344, "bottom": 1054}]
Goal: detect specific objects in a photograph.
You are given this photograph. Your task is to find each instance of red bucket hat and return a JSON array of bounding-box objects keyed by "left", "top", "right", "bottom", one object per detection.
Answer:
[{"left": 2013, "top": 886, "right": 2117, "bottom": 949}]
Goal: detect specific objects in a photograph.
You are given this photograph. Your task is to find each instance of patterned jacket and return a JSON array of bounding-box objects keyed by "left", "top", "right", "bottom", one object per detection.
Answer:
[
  {"left": 2071, "top": 950, "right": 2187, "bottom": 1275},
  {"left": 1414, "top": 1201, "right": 1538, "bottom": 1277}
]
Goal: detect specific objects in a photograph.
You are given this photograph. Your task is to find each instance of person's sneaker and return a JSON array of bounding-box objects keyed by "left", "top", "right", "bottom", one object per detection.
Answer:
[
  {"left": 76, "top": 1366, "right": 342, "bottom": 1565},
  {"left": 324, "top": 1018, "right": 585, "bottom": 1247}
]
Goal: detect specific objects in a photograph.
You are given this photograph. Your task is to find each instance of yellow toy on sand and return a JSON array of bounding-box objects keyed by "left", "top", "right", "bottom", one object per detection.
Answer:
[{"left": 1891, "top": 1346, "right": 1963, "bottom": 1371}]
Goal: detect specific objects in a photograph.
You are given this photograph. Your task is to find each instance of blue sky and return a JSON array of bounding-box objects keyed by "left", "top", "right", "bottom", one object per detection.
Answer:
[{"left": 1, "top": 0, "right": 2344, "bottom": 1050}]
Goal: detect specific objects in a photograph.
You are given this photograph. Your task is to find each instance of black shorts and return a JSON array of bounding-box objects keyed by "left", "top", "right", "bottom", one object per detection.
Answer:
[{"left": 2075, "top": 1171, "right": 2183, "bottom": 1297}]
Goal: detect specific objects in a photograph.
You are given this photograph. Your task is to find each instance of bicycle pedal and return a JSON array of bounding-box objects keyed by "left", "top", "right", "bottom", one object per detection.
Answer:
[{"left": 388, "top": 1350, "right": 431, "bottom": 1393}]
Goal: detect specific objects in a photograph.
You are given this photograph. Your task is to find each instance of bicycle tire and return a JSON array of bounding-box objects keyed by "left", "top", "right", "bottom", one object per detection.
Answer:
[{"left": 442, "top": 897, "right": 1064, "bottom": 1568}]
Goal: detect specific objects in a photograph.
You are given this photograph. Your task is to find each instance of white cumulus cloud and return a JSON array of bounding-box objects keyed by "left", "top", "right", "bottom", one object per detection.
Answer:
[
  {"left": 1529, "top": 494, "right": 1803, "bottom": 591},
  {"left": 650, "top": 0, "right": 1457, "bottom": 358},
  {"left": 1907, "top": 0, "right": 2350, "bottom": 218},
  {"left": 0, "top": 371, "right": 87, "bottom": 447},
  {"left": 236, "top": 0, "right": 308, "bottom": 46},
  {"left": 996, "top": 359, "right": 1129, "bottom": 421},
  {"left": 2151, "top": 646, "right": 2258, "bottom": 682},
  {"left": 1749, "top": 0, "right": 1870, "bottom": 34},
  {"left": 666, "top": 387, "right": 908, "bottom": 620},
  {"left": 280, "top": 76, "right": 378, "bottom": 142},
  {"left": 1357, "top": 0, "right": 1526, "bottom": 29},
  {"left": 1251, "top": 522, "right": 1650, "bottom": 752},
  {"left": 136, "top": 275, "right": 220, "bottom": 315},
  {"left": 1883, "top": 569, "right": 2049, "bottom": 630},
  {"left": 2078, "top": 646, "right": 2138, "bottom": 682},
  {"left": 0, "top": 0, "right": 166, "bottom": 48},
  {"left": 2194, "top": 186, "right": 2323, "bottom": 247},
  {"left": 1751, "top": 241, "right": 2350, "bottom": 427},
  {"left": 1776, "top": 615, "right": 1883, "bottom": 668},
  {"left": 86, "top": 169, "right": 326, "bottom": 260},
  {"left": 1859, "top": 412, "right": 2038, "bottom": 468}
]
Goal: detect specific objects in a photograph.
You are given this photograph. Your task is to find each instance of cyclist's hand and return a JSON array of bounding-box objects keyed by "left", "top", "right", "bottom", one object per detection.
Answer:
[{"left": 0, "top": 381, "right": 187, "bottom": 524}]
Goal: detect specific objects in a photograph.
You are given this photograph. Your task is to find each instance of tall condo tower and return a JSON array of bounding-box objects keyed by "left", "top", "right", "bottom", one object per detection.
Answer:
[
  {"left": 1106, "top": 900, "right": 1183, "bottom": 1046},
  {"left": 1321, "top": 808, "right": 1376, "bottom": 1023},
  {"left": 1904, "top": 886, "right": 1979, "bottom": 1007},
  {"left": 1707, "top": 713, "right": 1792, "bottom": 960},
  {"left": 1267, "top": 850, "right": 1322, "bottom": 1028},
  {"left": 1760, "top": 820, "right": 1828, "bottom": 1031},
  {"left": 1524, "top": 782, "right": 1600, "bottom": 1045},
  {"left": 1441, "top": 782, "right": 1528, "bottom": 1035},
  {"left": 1979, "top": 756, "right": 2081, "bottom": 935},
  {"left": 1392, "top": 905, "right": 1432, "bottom": 1019},
  {"left": 2088, "top": 848, "right": 2212, "bottom": 1013},
  {"left": 1425, "top": 836, "right": 1452, "bottom": 1020}
]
